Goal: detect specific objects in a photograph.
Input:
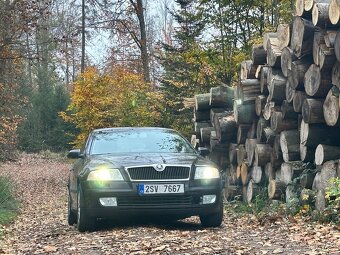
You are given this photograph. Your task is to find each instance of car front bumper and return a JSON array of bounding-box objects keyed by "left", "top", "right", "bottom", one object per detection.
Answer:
[{"left": 80, "top": 179, "right": 223, "bottom": 219}]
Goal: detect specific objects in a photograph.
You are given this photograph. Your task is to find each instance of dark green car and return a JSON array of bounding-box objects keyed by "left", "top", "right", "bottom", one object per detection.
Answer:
[{"left": 67, "top": 127, "right": 224, "bottom": 232}]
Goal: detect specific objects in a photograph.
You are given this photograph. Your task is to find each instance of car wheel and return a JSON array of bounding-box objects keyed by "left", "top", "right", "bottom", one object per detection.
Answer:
[
  {"left": 67, "top": 191, "right": 77, "bottom": 225},
  {"left": 199, "top": 201, "right": 224, "bottom": 227},
  {"left": 77, "top": 186, "right": 95, "bottom": 232}
]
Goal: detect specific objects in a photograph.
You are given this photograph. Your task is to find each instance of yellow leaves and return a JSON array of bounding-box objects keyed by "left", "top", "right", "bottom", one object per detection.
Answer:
[{"left": 60, "top": 67, "right": 162, "bottom": 147}]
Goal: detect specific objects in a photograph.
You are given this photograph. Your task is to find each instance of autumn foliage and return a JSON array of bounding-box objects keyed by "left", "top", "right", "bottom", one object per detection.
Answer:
[{"left": 60, "top": 67, "right": 163, "bottom": 147}]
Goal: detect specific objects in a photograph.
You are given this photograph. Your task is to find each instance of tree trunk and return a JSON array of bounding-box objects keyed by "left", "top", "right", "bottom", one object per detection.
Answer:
[
  {"left": 329, "top": 0, "right": 340, "bottom": 25},
  {"left": 281, "top": 47, "right": 297, "bottom": 77},
  {"left": 300, "top": 144, "right": 315, "bottom": 162},
  {"left": 256, "top": 117, "right": 270, "bottom": 143},
  {"left": 215, "top": 115, "right": 237, "bottom": 143},
  {"left": 295, "top": 0, "right": 311, "bottom": 18},
  {"left": 245, "top": 138, "right": 257, "bottom": 166},
  {"left": 334, "top": 30, "right": 340, "bottom": 62},
  {"left": 280, "top": 161, "right": 304, "bottom": 185},
  {"left": 237, "top": 144, "right": 247, "bottom": 166},
  {"left": 263, "top": 32, "right": 277, "bottom": 51},
  {"left": 241, "top": 162, "right": 250, "bottom": 185},
  {"left": 195, "top": 93, "right": 211, "bottom": 111},
  {"left": 302, "top": 98, "right": 325, "bottom": 124},
  {"left": 313, "top": 29, "right": 325, "bottom": 66},
  {"left": 291, "top": 58, "right": 312, "bottom": 89},
  {"left": 263, "top": 101, "right": 281, "bottom": 120},
  {"left": 312, "top": 3, "right": 332, "bottom": 27},
  {"left": 238, "top": 79, "right": 261, "bottom": 102},
  {"left": 266, "top": 37, "right": 282, "bottom": 67},
  {"left": 240, "top": 60, "right": 257, "bottom": 79},
  {"left": 268, "top": 73, "right": 286, "bottom": 103},
  {"left": 271, "top": 111, "right": 298, "bottom": 132},
  {"left": 315, "top": 189, "right": 326, "bottom": 211},
  {"left": 233, "top": 102, "right": 257, "bottom": 124},
  {"left": 210, "top": 86, "right": 234, "bottom": 108},
  {"left": 264, "top": 127, "right": 276, "bottom": 145},
  {"left": 254, "top": 144, "right": 272, "bottom": 166},
  {"left": 331, "top": 60, "right": 340, "bottom": 89},
  {"left": 255, "top": 95, "right": 267, "bottom": 116},
  {"left": 200, "top": 127, "right": 215, "bottom": 144},
  {"left": 293, "top": 91, "right": 308, "bottom": 113},
  {"left": 252, "top": 44, "right": 267, "bottom": 65},
  {"left": 325, "top": 30, "right": 337, "bottom": 48},
  {"left": 281, "top": 100, "right": 299, "bottom": 119},
  {"left": 268, "top": 180, "right": 286, "bottom": 200},
  {"left": 300, "top": 169, "right": 317, "bottom": 189},
  {"left": 285, "top": 76, "right": 296, "bottom": 103},
  {"left": 237, "top": 124, "right": 252, "bottom": 144},
  {"left": 319, "top": 45, "right": 336, "bottom": 73},
  {"left": 194, "top": 122, "right": 211, "bottom": 133},
  {"left": 305, "top": 64, "right": 332, "bottom": 97},
  {"left": 229, "top": 143, "right": 238, "bottom": 165},
  {"left": 319, "top": 160, "right": 338, "bottom": 189},
  {"left": 210, "top": 108, "right": 226, "bottom": 125},
  {"left": 260, "top": 66, "right": 269, "bottom": 95},
  {"left": 246, "top": 180, "right": 260, "bottom": 203},
  {"left": 194, "top": 110, "right": 210, "bottom": 122},
  {"left": 265, "top": 162, "right": 275, "bottom": 181},
  {"left": 280, "top": 130, "right": 300, "bottom": 162},
  {"left": 277, "top": 23, "right": 292, "bottom": 50},
  {"left": 291, "top": 17, "right": 316, "bottom": 57},
  {"left": 300, "top": 120, "right": 340, "bottom": 147},
  {"left": 315, "top": 145, "right": 340, "bottom": 165},
  {"left": 323, "top": 86, "right": 340, "bottom": 126}
]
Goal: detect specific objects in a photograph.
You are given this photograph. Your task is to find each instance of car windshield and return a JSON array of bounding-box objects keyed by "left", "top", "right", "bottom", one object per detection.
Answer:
[{"left": 90, "top": 129, "right": 196, "bottom": 155}]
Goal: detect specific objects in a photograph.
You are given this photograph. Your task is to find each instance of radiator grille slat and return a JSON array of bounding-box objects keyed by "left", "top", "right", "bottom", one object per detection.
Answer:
[
  {"left": 127, "top": 166, "right": 190, "bottom": 180},
  {"left": 118, "top": 195, "right": 193, "bottom": 206}
]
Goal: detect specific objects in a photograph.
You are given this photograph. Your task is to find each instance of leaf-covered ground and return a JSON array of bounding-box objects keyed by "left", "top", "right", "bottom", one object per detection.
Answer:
[{"left": 0, "top": 154, "right": 339, "bottom": 254}]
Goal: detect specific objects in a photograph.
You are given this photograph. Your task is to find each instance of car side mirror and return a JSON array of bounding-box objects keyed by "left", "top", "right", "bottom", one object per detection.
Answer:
[
  {"left": 67, "top": 149, "right": 84, "bottom": 159},
  {"left": 198, "top": 147, "right": 210, "bottom": 157}
]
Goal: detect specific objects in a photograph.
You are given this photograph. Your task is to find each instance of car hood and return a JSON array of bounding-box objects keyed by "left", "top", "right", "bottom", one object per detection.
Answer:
[{"left": 85, "top": 153, "right": 216, "bottom": 169}]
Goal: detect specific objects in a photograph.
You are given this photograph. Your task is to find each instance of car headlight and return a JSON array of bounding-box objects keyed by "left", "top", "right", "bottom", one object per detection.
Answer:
[
  {"left": 87, "top": 168, "right": 124, "bottom": 181},
  {"left": 194, "top": 166, "right": 220, "bottom": 179}
]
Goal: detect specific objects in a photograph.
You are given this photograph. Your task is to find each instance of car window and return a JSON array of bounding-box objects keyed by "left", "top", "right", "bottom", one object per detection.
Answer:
[{"left": 89, "top": 129, "right": 196, "bottom": 155}]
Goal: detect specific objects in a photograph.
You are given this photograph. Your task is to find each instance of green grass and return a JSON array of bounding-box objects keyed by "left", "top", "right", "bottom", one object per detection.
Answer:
[{"left": 0, "top": 176, "right": 18, "bottom": 226}]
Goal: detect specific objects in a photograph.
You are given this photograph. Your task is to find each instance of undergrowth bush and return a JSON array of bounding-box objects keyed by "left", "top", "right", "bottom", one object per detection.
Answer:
[{"left": 0, "top": 176, "right": 18, "bottom": 226}]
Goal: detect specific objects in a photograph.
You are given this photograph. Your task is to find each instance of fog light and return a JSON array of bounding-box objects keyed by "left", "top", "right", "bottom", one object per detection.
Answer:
[
  {"left": 99, "top": 197, "right": 117, "bottom": 206},
  {"left": 202, "top": 195, "right": 216, "bottom": 204}
]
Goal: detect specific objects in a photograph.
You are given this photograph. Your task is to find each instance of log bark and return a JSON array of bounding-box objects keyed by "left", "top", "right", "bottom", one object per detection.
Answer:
[
  {"left": 254, "top": 144, "right": 272, "bottom": 166},
  {"left": 241, "top": 162, "right": 250, "bottom": 185},
  {"left": 281, "top": 47, "right": 298, "bottom": 77},
  {"left": 215, "top": 115, "right": 237, "bottom": 143},
  {"left": 260, "top": 66, "right": 269, "bottom": 95},
  {"left": 331, "top": 60, "right": 340, "bottom": 88},
  {"left": 246, "top": 180, "right": 260, "bottom": 203},
  {"left": 255, "top": 95, "right": 267, "bottom": 116},
  {"left": 323, "top": 86, "right": 340, "bottom": 126},
  {"left": 285, "top": 76, "right": 296, "bottom": 103},
  {"left": 263, "top": 32, "right": 277, "bottom": 51},
  {"left": 265, "top": 162, "right": 275, "bottom": 181},
  {"left": 194, "top": 110, "right": 210, "bottom": 122},
  {"left": 319, "top": 160, "right": 338, "bottom": 189},
  {"left": 280, "top": 130, "right": 301, "bottom": 162},
  {"left": 237, "top": 144, "right": 247, "bottom": 166},
  {"left": 305, "top": 64, "right": 332, "bottom": 97},
  {"left": 200, "top": 127, "right": 215, "bottom": 144},
  {"left": 300, "top": 169, "right": 317, "bottom": 189},
  {"left": 313, "top": 29, "right": 325, "bottom": 66},
  {"left": 240, "top": 60, "right": 257, "bottom": 80},
  {"left": 277, "top": 24, "right": 292, "bottom": 50},
  {"left": 210, "top": 86, "right": 234, "bottom": 108},
  {"left": 237, "top": 124, "right": 252, "bottom": 144},
  {"left": 268, "top": 180, "right": 286, "bottom": 200},
  {"left": 264, "top": 127, "right": 276, "bottom": 145},
  {"left": 210, "top": 108, "right": 226, "bottom": 125},
  {"left": 252, "top": 44, "right": 267, "bottom": 65},
  {"left": 238, "top": 79, "right": 261, "bottom": 102},
  {"left": 291, "top": 17, "right": 316, "bottom": 57},
  {"left": 300, "top": 144, "right": 315, "bottom": 162},
  {"left": 280, "top": 161, "right": 304, "bottom": 185},
  {"left": 247, "top": 120, "right": 257, "bottom": 139},
  {"left": 293, "top": 91, "right": 308, "bottom": 113},
  {"left": 334, "top": 30, "right": 340, "bottom": 62},
  {"left": 267, "top": 37, "right": 282, "bottom": 67},
  {"left": 312, "top": 3, "right": 332, "bottom": 27},
  {"left": 300, "top": 120, "right": 340, "bottom": 147},
  {"left": 245, "top": 138, "right": 257, "bottom": 165},
  {"left": 250, "top": 166, "right": 264, "bottom": 184},
  {"left": 268, "top": 73, "right": 286, "bottom": 103},
  {"left": 315, "top": 145, "right": 340, "bottom": 165},
  {"left": 291, "top": 58, "right": 312, "bottom": 89},
  {"left": 194, "top": 122, "right": 211, "bottom": 133},
  {"left": 302, "top": 98, "right": 325, "bottom": 124},
  {"left": 325, "top": 30, "right": 337, "bottom": 47},
  {"left": 281, "top": 100, "right": 299, "bottom": 119},
  {"left": 315, "top": 189, "right": 326, "bottom": 211},
  {"left": 195, "top": 93, "right": 210, "bottom": 111},
  {"left": 256, "top": 117, "right": 270, "bottom": 143},
  {"left": 319, "top": 45, "right": 336, "bottom": 71},
  {"left": 329, "top": 0, "right": 340, "bottom": 25},
  {"left": 229, "top": 144, "right": 238, "bottom": 165},
  {"left": 263, "top": 101, "right": 280, "bottom": 120},
  {"left": 233, "top": 101, "right": 257, "bottom": 124},
  {"left": 271, "top": 111, "right": 299, "bottom": 132}
]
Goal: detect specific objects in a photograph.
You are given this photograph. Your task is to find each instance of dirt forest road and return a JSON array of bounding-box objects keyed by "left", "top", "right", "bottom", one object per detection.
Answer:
[{"left": 0, "top": 155, "right": 339, "bottom": 255}]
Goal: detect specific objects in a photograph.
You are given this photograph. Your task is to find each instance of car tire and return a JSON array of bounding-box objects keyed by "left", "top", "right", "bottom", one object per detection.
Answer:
[
  {"left": 77, "top": 186, "right": 95, "bottom": 232},
  {"left": 67, "top": 191, "right": 77, "bottom": 225},
  {"left": 199, "top": 201, "right": 224, "bottom": 228}
]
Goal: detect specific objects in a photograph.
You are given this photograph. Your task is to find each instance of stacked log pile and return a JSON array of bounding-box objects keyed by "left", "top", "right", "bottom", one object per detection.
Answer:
[{"left": 191, "top": 0, "right": 340, "bottom": 210}]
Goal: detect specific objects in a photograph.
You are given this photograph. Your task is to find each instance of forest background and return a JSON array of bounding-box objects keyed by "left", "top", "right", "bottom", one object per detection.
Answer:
[{"left": 0, "top": 0, "right": 292, "bottom": 159}]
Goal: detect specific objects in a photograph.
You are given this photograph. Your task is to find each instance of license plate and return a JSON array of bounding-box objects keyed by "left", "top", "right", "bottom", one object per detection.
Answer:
[{"left": 138, "top": 184, "right": 184, "bottom": 195}]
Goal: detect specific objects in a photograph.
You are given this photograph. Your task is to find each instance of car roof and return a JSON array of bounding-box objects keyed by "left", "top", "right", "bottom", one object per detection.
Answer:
[{"left": 92, "top": 127, "right": 175, "bottom": 133}]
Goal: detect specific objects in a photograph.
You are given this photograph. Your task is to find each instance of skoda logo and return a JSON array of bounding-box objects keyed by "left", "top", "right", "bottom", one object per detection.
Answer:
[{"left": 154, "top": 164, "right": 165, "bottom": 172}]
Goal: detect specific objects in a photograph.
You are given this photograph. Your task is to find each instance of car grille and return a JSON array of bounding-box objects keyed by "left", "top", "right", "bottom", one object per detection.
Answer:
[
  {"left": 118, "top": 195, "right": 194, "bottom": 207},
  {"left": 126, "top": 166, "right": 190, "bottom": 180}
]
